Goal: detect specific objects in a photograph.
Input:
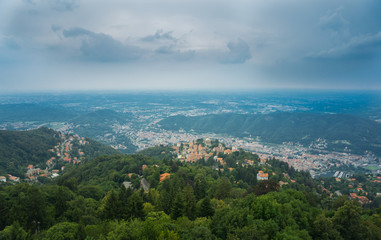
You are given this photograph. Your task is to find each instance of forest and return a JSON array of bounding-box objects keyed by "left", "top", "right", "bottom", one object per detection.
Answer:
[{"left": 0, "top": 146, "right": 380, "bottom": 239}]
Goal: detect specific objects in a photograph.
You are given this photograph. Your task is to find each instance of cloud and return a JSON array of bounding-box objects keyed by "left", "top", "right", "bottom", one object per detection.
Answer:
[
  {"left": 319, "top": 7, "right": 349, "bottom": 35},
  {"left": 62, "top": 27, "right": 144, "bottom": 62},
  {"left": 220, "top": 39, "right": 252, "bottom": 64},
  {"left": 141, "top": 30, "right": 176, "bottom": 42},
  {"left": 310, "top": 31, "right": 381, "bottom": 61},
  {"left": 24, "top": 0, "right": 78, "bottom": 12}
]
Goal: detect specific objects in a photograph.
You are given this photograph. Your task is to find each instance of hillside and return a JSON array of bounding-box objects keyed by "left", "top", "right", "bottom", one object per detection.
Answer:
[
  {"left": 1, "top": 144, "right": 379, "bottom": 239},
  {"left": 69, "top": 109, "right": 137, "bottom": 153},
  {"left": 0, "top": 127, "right": 120, "bottom": 177},
  {"left": 0, "top": 104, "right": 76, "bottom": 123},
  {"left": 158, "top": 112, "right": 381, "bottom": 155}
]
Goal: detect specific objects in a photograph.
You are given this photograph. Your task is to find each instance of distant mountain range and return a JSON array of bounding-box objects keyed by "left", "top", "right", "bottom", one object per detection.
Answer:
[
  {"left": 158, "top": 112, "right": 381, "bottom": 156},
  {"left": 0, "top": 103, "right": 76, "bottom": 123},
  {"left": 0, "top": 105, "right": 137, "bottom": 153},
  {"left": 0, "top": 127, "right": 120, "bottom": 176}
]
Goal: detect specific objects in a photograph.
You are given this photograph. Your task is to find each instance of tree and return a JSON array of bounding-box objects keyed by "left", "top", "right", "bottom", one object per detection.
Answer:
[
  {"left": 215, "top": 177, "right": 232, "bottom": 199},
  {"left": 194, "top": 174, "right": 208, "bottom": 200},
  {"left": 255, "top": 180, "right": 279, "bottom": 196},
  {"left": 183, "top": 185, "right": 197, "bottom": 220},
  {"left": 127, "top": 192, "right": 144, "bottom": 219},
  {"left": 43, "top": 222, "right": 84, "bottom": 240},
  {"left": 118, "top": 184, "right": 133, "bottom": 219},
  {"left": 0, "top": 222, "right": 27, "bottom": 240},
  {"left": 99, "top": 190, "right": 121, "bottom": 220},
  {"left": 10, "top": 184, "right": 47, "bottom": 232},
  {"left": 311, "top": 214, "right": 342, "bottom": 240},
  {"left": 54, "top": 186, "right": 72, "bottom": 218},
  {"left": 171, "top": 193, "right": 184, "bottom": 220},
  {"left": 199, "top": 197, "right": 214, "bottom": 218},
  {"left": 333, "top": 201, "right": 366, "bottom": 240}
]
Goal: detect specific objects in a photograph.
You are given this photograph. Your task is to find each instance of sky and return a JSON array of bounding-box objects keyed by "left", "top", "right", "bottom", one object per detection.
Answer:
[{"left": 1, "top": 0, "right": 381, "bottom": 92}]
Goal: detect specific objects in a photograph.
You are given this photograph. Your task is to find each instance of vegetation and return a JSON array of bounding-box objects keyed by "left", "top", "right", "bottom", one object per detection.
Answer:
[
  {"left": 0, "top": 128, "right": 120, "bottom": 176},
  {"left": 0, "top": 104, "right": 76, "bottom": 123},
  {"left": 0, "top": 128, "right": 59, "bottom": 176},
  {"left": 69, "top": 109, "right": 137, "bottom": 153},
  {"left": 0, "top": 146, "right": 380, "bottom": 239},
  {"left": 159, "top": 112, "right": 381, "bottom": 155}
]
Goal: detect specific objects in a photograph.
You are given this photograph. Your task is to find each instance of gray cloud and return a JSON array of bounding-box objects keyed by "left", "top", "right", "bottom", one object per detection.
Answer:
[
  {"left": 310, "top": 31, "right": 381, "bottom": 61},
  {"left": 220, "top": 39, "right": 252, "bottom": 64},
  {"left": 2, "top": 0, "right": 381, "bottom": 91},
  {"left": 319, "top": 7, "right": 349, "bottom": 35},
  {"left": 141, "top": 30, "right": 176, "bottom": 42},
  {"left": 24, "top": 0, "right": 78, "bottom": 12},
  {"left": 63, "top": 27, "right": 143, "bottom": 62}
]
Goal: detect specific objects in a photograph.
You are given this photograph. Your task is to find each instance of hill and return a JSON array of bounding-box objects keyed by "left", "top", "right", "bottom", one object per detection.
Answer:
[
  {"left": 0, "top": 104, "right": 76, "bottom": 123},
  {"left": 0, "top": 127, "right": 120, "bottom": 177},
  {"left": 69, "top": 109, "right": 137, "bottom": 153},
  {"left": 0, "top": 145, "right": 375, "bottom": 239},
  {"left": 158, "top": 112, "right": 381, "bottom": 155}
]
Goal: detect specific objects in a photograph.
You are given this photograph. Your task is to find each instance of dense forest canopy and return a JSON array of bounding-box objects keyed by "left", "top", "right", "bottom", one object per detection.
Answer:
[{"left": 0, "top": 144, "right": 380, "bottom": 239}]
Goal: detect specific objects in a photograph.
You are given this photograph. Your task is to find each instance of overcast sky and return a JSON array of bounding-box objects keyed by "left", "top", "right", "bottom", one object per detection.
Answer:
[{"left": 1, "top": 0, "right": 381, "bottom": 92}]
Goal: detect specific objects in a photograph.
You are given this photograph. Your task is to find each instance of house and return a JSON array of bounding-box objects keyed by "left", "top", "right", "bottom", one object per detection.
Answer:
[
  {"left": 140, "top": 178, "right": 150, "bottom": 192},
  {"left": 0, "top": 176, "right": 6, "bottom": 182},
  {"left": 160, "top": 173, "right": 171, "bottom": 182},
  {"left": 224, "top": 149, "right": 232, "bottom": 155},
  {"left": 9, "top": 175, "right": 19, "bottom": 182},
  {"left": 257, "top": 171, "right": 269, "bottom": 181},
  {"left": 123, "top": 181, "right": 133, "bottom": 189}
]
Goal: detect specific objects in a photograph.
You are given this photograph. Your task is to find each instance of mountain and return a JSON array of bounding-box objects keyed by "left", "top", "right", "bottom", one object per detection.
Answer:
[
  {"left": 0, "top": 104, "right": 76, "bottom": 123},
  {"left": 0, "top": 127, "right": 120, "bottom": 176},
  {"left": 158, "top": 112, "right": 381, "bottom": 155},
  {"left": 69, "top": 109, "right": 137, "bottom": 153}
]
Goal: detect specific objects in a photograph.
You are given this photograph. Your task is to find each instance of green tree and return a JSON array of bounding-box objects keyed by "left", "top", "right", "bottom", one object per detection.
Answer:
[
  {"left": 0, "top": 222, "right": 27, "bottom": 240},
  {"left": 127, "top": 192, "right": 144, "bottom": 219},
  {"left": 10, "top": 184, "right": 47, "bottom": 232},
  {"left": 43, "top": 222, "right": 84, "bottom": 240},
  {"left": 171, "top": 193, "right": 184, "bottom": 220},
  {"left": 99, "top": 190, "right": 121, "bottom": 220},
  {"left": 54, "top": 186, "right": 72, "bottom": 219},
  {"left": 311, "top": 214, "right": 342, "bottom": 240},
  {"left": 183, "top": 185, "right": 197, "bottom": 220},
  {"left": 194, "top": 174, "right": 208, "bottom": 200},
  {"left": 199, "top": 197, "right": 214, "bottom": 218},
  {"left": 333, "top": 201, "right": 366, "bottom": 240},
  {"left": 215, "top": 177, "right": 232, "bottom": 199}
]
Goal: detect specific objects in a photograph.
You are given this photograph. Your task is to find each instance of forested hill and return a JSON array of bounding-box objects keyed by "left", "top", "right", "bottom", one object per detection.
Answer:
[
  {"left": 0, "top": 128, "right": 59, "bottom": 176},
  {"left": 0, "top": 127, "right": 120, "bottom": 176},
  {"left": 69, "top": 109, "right": 137, "bottom": 153},
  {"left": 0, "top": 104, "right": 76, "bottom": 123},
  {"left": 1, "top": 145, "right": 380, "bottom": 239},
  {"left": 158, "top": 112, "right": 381, "bottom": 155}
]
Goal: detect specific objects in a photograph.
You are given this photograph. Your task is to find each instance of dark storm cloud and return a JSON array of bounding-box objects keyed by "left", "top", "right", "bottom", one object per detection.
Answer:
[
  {"left": 220, "top": 39, "right": 252, "bottom": 64},
  {"left": 63, "top": 27, "right": 144, "bottom": 62}
]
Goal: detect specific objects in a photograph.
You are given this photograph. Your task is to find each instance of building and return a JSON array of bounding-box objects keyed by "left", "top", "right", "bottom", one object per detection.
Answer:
[
  {"left": 0, "top": 176, "right": 6, "bottom": 182},
  {"left": 160, "top": 173, "right": 171, "bottom": 182},
  {"left": 123, "top": 181, "right": 133, "bottom": 189},
  {"left": 257, "top": 171, "right": 269, "bottom": 181},
  {"left": 140, "top": 178, "right": 150, "bottom": 192}
]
